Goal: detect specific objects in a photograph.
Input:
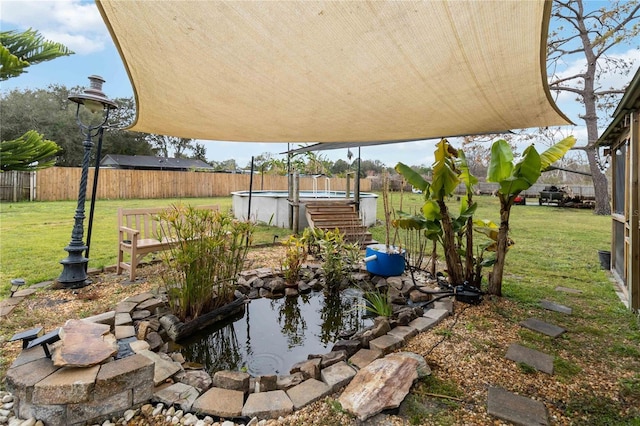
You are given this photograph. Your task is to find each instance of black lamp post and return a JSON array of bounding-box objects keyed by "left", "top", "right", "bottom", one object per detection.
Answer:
[{"left": 57, "top": 75, "right": 117, "bottom": 289}]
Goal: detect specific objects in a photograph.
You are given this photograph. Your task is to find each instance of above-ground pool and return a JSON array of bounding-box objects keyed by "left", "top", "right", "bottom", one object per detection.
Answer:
[{"left": 231, "top": 190, "right": 378, "bottom": 228}]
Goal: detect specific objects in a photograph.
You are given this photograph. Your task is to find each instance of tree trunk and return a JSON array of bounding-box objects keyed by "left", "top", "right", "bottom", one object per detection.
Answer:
[
  {"left": 437, "top": 200, "right": 464, "bottom": 285},
  {"left": 487, "top": 197, "right": 512, "bottom": 296},
  {"left": 586, "top": 148, "right": 611, "bottom": 215}
]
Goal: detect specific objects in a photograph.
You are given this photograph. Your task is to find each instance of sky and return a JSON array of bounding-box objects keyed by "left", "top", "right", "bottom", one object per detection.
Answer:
[{"left": 1, "top": 0, "right": 639, "bottom": 169}]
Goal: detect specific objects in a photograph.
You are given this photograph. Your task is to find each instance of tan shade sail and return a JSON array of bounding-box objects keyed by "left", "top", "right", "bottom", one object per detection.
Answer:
[{"left": 97, "top": 0, "right": 570, "bottom": 143}]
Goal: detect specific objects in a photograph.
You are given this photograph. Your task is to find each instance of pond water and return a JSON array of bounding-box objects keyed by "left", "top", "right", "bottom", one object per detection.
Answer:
[{"left": 178, "top": 288, "right": 372, "bottom": 376}]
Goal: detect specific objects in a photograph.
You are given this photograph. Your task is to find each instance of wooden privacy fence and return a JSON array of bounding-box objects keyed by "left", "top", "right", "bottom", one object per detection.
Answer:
[
  {"left": 5, "top": 168, "right": 372, "bottom": 202},
  {"left": 0, "top": 171, "right": 37, "bottom": 202}
]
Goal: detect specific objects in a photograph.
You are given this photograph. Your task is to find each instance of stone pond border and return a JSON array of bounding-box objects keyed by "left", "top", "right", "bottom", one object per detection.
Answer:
[{"left": 4, "top": 266, "right": 453, "bottom": 425}]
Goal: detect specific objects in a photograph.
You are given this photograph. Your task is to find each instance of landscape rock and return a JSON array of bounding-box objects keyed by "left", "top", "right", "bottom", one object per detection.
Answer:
[{"left": 338, "top": 354, "right": 419, "bottom": 421}]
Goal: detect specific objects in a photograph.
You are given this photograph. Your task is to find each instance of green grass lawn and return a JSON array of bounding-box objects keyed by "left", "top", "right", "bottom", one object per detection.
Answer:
[{"left": 0, "top": 197, "right": 289, "bottom": 296}]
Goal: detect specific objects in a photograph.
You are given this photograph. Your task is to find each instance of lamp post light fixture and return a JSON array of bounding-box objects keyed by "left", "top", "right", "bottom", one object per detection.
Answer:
[{"left": 57, "top": 75, "right": 117, "bottom": 289}]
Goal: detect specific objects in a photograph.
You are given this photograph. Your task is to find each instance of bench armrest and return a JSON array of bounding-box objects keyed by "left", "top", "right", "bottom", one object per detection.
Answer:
[{"left": 119, "top": 226, "right": 141, "bottom": 236}]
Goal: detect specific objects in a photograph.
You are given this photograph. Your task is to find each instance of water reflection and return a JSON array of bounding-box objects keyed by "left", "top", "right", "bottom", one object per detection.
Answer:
[{"left": 179, "top": 289, "right": 370, "bottom": 376}]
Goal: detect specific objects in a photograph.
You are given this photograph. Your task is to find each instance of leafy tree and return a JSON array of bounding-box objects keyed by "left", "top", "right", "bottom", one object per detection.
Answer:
[
  {"left": 0, "top": 28, "right": 73, "bottom": 80},
  {"left": 330, "top": 159, "right": 351, "bottom": 176},
  {"left": 548, "top": 0, "right": 640, "bottom": 215},
  {"left": 0, "top": 87, "right": 152, "bottom": 166},
  {"left": 396, "top": 136, "right": 575, "bottom": 296},
  {"left": 0, "top": 130, "right": 60, "bottom": 171},
  {"left": 146, "top": 134, "right": 199, "bottom": 158},
  {"left": 1, "top": 28, "right": 72, "bottom": 171}
]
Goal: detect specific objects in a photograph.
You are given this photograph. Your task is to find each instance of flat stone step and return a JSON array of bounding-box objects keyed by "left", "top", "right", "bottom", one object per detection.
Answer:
[
  {"left": 387, "top": 325, "right": 418, "bottom": 342},
  {"left": 241, "top": 390, "right": 293, "bottom": 419},
  {"left": 408, "top": 316, "right": 439, "bottom": 332},
  {"left": 423, "top": 308, "right": 449, "bottom": 325},
  {"left": 320, "top": 361, "right": 356, "bottom": 391},
  {"left": 349, "top": 349, "right": 383, "bottom": 370},
  {"left": 369, "top": 334, "right": 404, "bottom": 355},
  {"left": 286, "top": 378, "right": 332, "bottom": 409},
  {"left": 505, "top": 343, "right": 554, "bottom": 375},
  {"left": 554, "top": 286, "right": 583, "bottom": 294},
  {"left": 487, "top": 386, "right": 549, "bottom": 425},
  {"left": 540, "top": 300, "right": 572, "bottom": 315},
  {"left": 520, "top": 318, "right": 566, "bottom": 338},
  {"left": 191, "top": 387, "right": 244, "bottom": 418}
]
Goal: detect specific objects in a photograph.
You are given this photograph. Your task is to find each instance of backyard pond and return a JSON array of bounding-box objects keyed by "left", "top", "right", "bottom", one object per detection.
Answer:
[{"left": 178, "top": 288, "right": 372, "bottom": 376}]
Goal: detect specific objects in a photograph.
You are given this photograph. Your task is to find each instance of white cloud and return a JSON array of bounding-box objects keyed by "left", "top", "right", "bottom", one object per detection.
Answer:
[{"left": 1, "top": 0, "right": 108, "bottom": 54}]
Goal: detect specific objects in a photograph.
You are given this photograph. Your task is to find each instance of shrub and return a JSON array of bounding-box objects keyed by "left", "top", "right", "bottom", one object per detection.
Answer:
[{"left": 157, "top": 204, "right": 253, "bottom": 321}]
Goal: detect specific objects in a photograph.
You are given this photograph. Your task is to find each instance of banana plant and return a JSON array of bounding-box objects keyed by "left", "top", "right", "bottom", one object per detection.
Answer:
[
  {"left": 486, "top": 136, "right": 576, "bottom": 295},
  {"left": 395, "top": 139, "right": 480, "bottom": 285}
]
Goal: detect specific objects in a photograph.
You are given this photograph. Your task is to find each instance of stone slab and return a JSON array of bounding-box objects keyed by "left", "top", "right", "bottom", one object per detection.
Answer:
[
  {"left": 136, "top": 298, "right": 165, "bottom": 312},
  {"left": 192, "top": 387, "right": 244, "bottom": 418},
  {"left": 5, "top": 357, "right": 60, "bottom": 402},
  {"left": 554, "top": 286, "right": 582, "bottom": 294},
  {"left": 12, "top": 288, "right": 37, "bottom": 298},
  {"left": 129, "top": 340, "right": 151, "bottom": 353},
  {"left": 0, "top": 304, "right": 17, "bottom": 317},
  {"left": 1, "top": 296, "right": 25, "bottom": 307},
  {"left": 95, "top": 353, "right": 154, "bottom": 399},
  {"left": 125, "top": 292, "right": 155, "bottom": 304},
  {"left": 520, "top": 318, "right": 566, "bottom": 338},
  {"left": 115, "top": 312, "right": 133, "bottom": 326},
  {"left": 137, "top": 349, "right": 181, "bottom": 386},
  {"left": 505, "top": 343, "right": 554, "bottom": 375},
  {"left": 153, "top": 382, "right": 200, "bottom": 412},
  {"left": 320, "top": 361, "right": 356, "bottom": 391},
  {"left": 487, "top": 386, "right": 549, "bottom": 426},
  {"left": 408, "top": 316, "right": 439, "bottom": 332},
  {"left": 81, "top": 310, "right": 116, "bottom": 327},
  {"left": 213, "top": 370, "right": 250, "bottom": 392},
  {"left": 432, "top": 299, "right": 454, "bottom": 314},
  {"left": 115, "top": 325, "right": 136, "bottom": 339},
  {"left": 67, "top": 389, "right": 131, "bottom": 424},
  {"left": 540, "top": 300, "right": 572, "bottom": 315},
  {"left": 369, "top": 334, "right": 404, "bottom": 355},
  {"left": 349, "top": 348, "right": 383, "bottom": 370},
  {"left": 10, "top": 345, "right": 47, "bottom": 368},
  {"left": 286, "top": 379, "right": 331, "bottom": 410},
  {"left": 387, "top": 325, "right": 418, "bottom": 342},
  {"left": 116, "top": 301, "right": 139, "bottom": 314},
  {"left": 423, "top": 308, "right": 449, "bottom": 323},
  {"left": 241, "top": 390, "right": 293, "bottom": 419},
  {"left": 53, "top": 320, "right": 116, "bottom": 367},
  {"left": 33, "top": 365, "right": 100, "bottom": 404}
]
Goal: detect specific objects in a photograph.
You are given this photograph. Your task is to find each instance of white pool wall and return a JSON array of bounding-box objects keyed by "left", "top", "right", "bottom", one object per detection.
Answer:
[{"left": 231, "top": 190, "right": 378, "bottom": 228}]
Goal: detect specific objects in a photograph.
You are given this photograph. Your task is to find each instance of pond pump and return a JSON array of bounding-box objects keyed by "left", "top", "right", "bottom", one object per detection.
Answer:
[{"left": 453, "top": 282, "right": 483, "bottom": 305}]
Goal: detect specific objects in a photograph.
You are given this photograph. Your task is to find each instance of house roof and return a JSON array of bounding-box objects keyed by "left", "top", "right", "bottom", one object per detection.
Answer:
[
  {"left": 96, "top": 0, "right": 570, "bottom": 144},
  {"left": 100, "top": 154, "right": 213, "bottom": 170},
  {"left": 597, "top": 66, "right": 640, "bottom": 147}
]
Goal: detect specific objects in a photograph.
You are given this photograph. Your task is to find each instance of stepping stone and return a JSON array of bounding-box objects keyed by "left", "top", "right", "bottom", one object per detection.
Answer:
[
  {"left": 125, "top": 292, "right": 155, "bottom": 304},
  {"left": 136, "top": 297, "right": 165, "bottom": 311},
  {"left": 540, "top": 300, "right": 572, "bottom": 315},
  {"left": 505, "top": 343, "right": 554, "bottom": 374},
  {"left": 81, "top": 310, "right": 116, "bottom": 327},
  {"left": 520, "top": 318, "right": 566, "bottom": 338},
  {"left": 554, "top": 286, "right": 582, "bottom": 294},
  {"left": 241, "top": 390, "right": 293, "bottom": 419},
  {"left": 115, "top": 325, "right": 136, "bottom": 339},
  {"left": 192, "top": 387, "right": 244, "bottom": 418},
  {"left": 115, "top": 312, "right": 133, "bottom": 326},
  {"left": 115, "top": 301, "right": 138, "bottom": 314},
  {"left": 12, "top": 288, "right": 37, "bottom": 298},
  {"left": 286, "top": 378, "right": 332, "bottom": 409},
  {"left": 487, "top": 387, "right": 549, "bottom": 425},
  {"left": 432, "top": 299, "right": 454, "bottom": 314},
  {"left": 320, "top": 361, "right": 356, "bottom": 391},
  {"left": 153, "top": 382, "right": 199, "bottom": 412},
  {"left": 408, "top": 316, "right": 439, "bottom": 332}
]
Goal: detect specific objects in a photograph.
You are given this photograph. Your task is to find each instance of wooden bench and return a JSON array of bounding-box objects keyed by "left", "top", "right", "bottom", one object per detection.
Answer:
[{"left": 116, "top": 205, "right": 219, "bottom": 281}]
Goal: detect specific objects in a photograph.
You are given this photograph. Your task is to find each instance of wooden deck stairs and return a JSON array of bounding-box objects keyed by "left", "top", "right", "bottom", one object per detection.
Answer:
[{"left": 304, "top": 201, "right": 376, "bottom": 247}]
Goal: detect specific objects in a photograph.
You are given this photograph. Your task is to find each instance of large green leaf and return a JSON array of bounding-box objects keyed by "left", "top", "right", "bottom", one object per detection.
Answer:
[
  {"left": 540, "top": 135, "right": 577, "bottom": 170},
  {"left": 487, "top": 139, "right": 514, "bottom": 183},
  {"left": 422, "top": 200, "right": 441, "bottom": 220},
  {"left": 499, "top": 145, "right": 542, "bottom": 195},
  {"left": 431, "top": 139, "right": 459, "bottom": 199},
  {"left": 457, "top": 150, "right": 478, "bottom": 191},
  {"left": 395, "top": 162, "right": 429, "bottom": 193},
  {"left": 392, "top": 211, "right": 428, "bottom": 230}
]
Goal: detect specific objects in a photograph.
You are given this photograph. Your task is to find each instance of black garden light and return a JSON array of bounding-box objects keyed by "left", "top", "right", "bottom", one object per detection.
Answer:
[
  {"left": 9, "top": 278, "right": 25, "bottom": 297},
  {"left": 57, "top": 75, "right": 117, "bottom": 289}
]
